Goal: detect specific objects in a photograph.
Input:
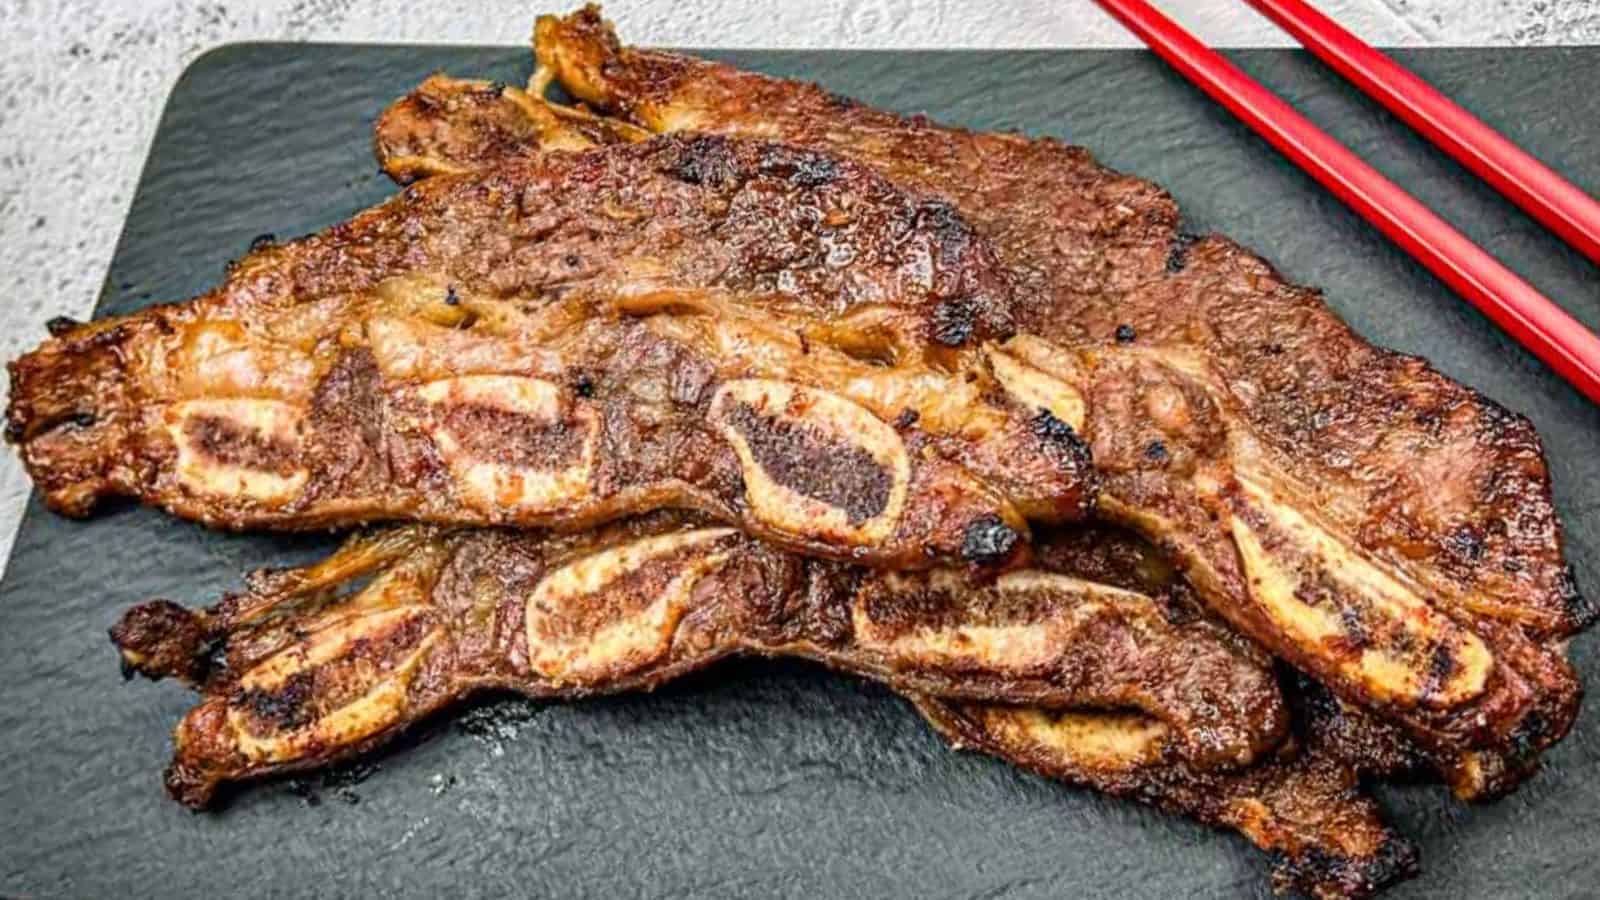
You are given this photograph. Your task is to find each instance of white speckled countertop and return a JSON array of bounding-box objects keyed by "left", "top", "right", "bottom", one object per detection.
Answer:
[{"left": 1, "top": 0, "right": 1594, "bottom": 573}]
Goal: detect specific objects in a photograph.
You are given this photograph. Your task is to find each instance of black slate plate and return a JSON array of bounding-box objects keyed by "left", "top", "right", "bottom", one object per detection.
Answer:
[{"left": 2, "top": 43, "right": 1598, "bottom": 900}]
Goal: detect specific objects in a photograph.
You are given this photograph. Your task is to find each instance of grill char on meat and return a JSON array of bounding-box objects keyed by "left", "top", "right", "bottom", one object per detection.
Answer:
[
  {"left": 111, "top": 516, "right": 1285, "bottom": 803},
  {"left": 7, "top": 134, "right": 1109, "bottom": 568},
  {"left": 371, "top": 8, "right": 1586, "bottom": 798},
  {"left": 371, "top": 79, "right": 1476, "bottom": 789}
]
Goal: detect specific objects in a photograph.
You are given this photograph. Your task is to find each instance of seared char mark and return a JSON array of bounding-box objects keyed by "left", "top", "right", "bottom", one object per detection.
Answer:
[
  {"left": 1557, "top": 566, "right": 1596, "bottom": 628},
  {"left": 660, "top": 132, "right": 739, "bottom": 186},
  {"left": 45, "top": 315, "right": 83, "bottom": 337},
  {"left": 719, "top": 399, "right": 891, "bottom": 526},
  {"left": 960, "top": 516, "right": 1020, "bottom": 564},
  {"left": 930, "top": 297, "right": 976, "bottom": 346},
  {"left": 237, "top": 670, "right": 317, "bottom": 731},
  {"left": 755, "top": 143, "right": 840, "bottom": 188},
  {"left": 1165, "top": 231, "right": 1201, "bottom": 273}
]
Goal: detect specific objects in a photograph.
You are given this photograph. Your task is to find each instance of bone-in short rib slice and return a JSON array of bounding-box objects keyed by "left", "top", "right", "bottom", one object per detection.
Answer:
[
  {"left": 914, "top": 698, "right": 1417, "bottom": 900},
  {"left": 110, "top": 516, "right": 1287, "bottom": 805},
  {"left": 112, "top": 518, "right": 1416, "bottom": 896},
  {"left": 7, "top": 134, "right": 1105, "bottom": 568},
  {"left": 517, "top": 8, "right": 1588, "bottom": 797},
  {"left": 370, "top": 68, "right": 1577, "bottom": 801}
]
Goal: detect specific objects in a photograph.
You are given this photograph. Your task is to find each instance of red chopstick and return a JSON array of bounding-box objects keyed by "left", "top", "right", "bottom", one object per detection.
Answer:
[
  {"left": 1094, "top": 0, "right": 1600, "bottom": 405},
  {"left": 1246, "top": 0, "right": 1600, "bottom": 266}
]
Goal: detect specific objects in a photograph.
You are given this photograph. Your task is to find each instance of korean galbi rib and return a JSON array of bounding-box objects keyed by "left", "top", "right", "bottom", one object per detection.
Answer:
[
  {"left": 8, "top": 134, "right": 1108, "bottom": 569},
  {"left": 466, "top": 8, "right": 1586, "bottom": 798},
  {"left": 373, "top": 66, "right": 1577, "bottom": 799},
  {"left": 111, "top": 515, "right": 1286, "bottom": 805}
]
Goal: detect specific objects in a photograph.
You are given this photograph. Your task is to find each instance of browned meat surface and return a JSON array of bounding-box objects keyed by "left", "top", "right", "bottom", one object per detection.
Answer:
[
  {"left": 111, "top": 516, "right": 1286, "bottom": 806},
  {"left": 534, "top": 2, "right": 1583, "bottom": 633},
  {"left": 9, "top": 28, "right": 1580, "bottom": 794},
  {"left": 367, "top": 8, "right": 1583, "bottom": 798},
  {"left": 8, "top": 134, "right": 1114, "bottom": 567},
  {"left": 916, "top": 697, "right": 1417, "bottom": 900},
  {"left": 375, "top": 73, "right": 650, "bottom": 183}
]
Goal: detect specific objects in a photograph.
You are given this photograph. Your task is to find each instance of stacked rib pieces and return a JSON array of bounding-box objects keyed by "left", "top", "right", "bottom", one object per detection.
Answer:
[{"left": 4, "top": 7, "right": 1589, "bottom": 897}]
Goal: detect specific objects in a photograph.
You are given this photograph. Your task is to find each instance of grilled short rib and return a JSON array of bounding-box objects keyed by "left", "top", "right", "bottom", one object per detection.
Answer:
[
  {"left": 12, "top": 1, "right": 1586, "bottom": 809},
  {"left": 7, "top": 134, "right": 1105, "bottom": 568},
  {"left": 112, "top": 519, "right": 1412, "bottom": 898},
  {"left": 389, "top": 7, "right": 1584, "bottom": 798},
  {"left": 112, "top": 516, "right": 1285, "bottom": 803},
  {"left": 373, "top": 73, "right": 1580, "bottom": 800}
]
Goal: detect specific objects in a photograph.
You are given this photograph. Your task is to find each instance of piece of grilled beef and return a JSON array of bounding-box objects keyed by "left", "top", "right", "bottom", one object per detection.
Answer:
[
  {"left": 111, "top": 518, "right": 1417, "bottom": 897},
  {"left": 383, "top": 7, "right": 1584, "bottom": 798},
  {"left": 532, "top": 6, "right": 1588, "bottom": 638},
  {"left": 111, "top": 515, "right": 1286, "bottom": 804},
  {"left": 917, "top": 695, "right": 1417, "bottom": 900},
  {"left": 936, "top": 518, "right": 1418, "bottom": 898},
  {"left": 372, "top": 73, "right": 1577, "bottom": 800},
  {"left": 7, "top": 134, "right": 1113, "bottom": 568}
]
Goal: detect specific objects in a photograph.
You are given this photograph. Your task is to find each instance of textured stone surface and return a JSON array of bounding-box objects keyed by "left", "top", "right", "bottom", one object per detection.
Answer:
[{"left": 0, "top": 0, "right": 1594, "bottom": 571}]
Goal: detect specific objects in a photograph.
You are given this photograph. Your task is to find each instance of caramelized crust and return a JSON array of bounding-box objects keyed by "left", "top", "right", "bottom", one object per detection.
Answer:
[
  {"left": 110, "top": 518, "right": 1286, "bottom": 806},
  {"left": 113, "top": 517, "right": 1421, "bottom": 896},
  {"left": 375, "top": 74, "right": 650, "bottom": 182}
]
